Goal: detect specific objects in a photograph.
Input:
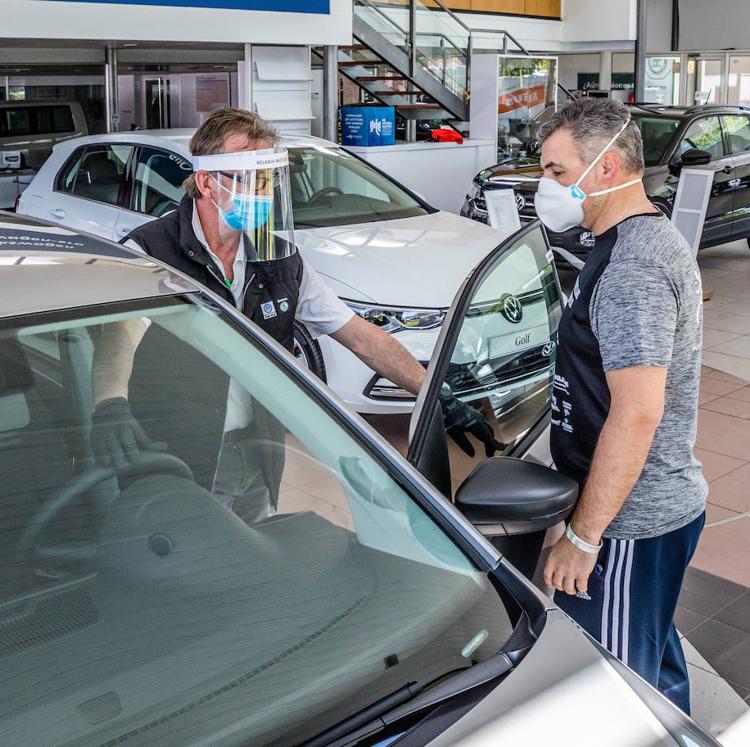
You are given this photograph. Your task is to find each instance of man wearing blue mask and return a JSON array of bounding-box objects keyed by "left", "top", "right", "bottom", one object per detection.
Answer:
[
  {"left": 538, "top": 98, "right": 707, "bottom": 714},
  {"left": 90, "top": 108, "right": 499, "bottom": 522}
]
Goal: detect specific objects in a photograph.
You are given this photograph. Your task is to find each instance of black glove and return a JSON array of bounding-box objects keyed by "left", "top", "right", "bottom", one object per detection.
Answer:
[
  {"left": 439, "top": 385, "right": 505, "bottom": 458},
  {"left": 90, "top": 397, "right": 166, "bottom": 470}
]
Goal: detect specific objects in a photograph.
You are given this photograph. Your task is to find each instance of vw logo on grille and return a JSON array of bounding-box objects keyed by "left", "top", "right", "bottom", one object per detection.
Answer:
[
  {"left": 542, "top": 341, "right": 556, "bottom": 358},
  {"left": 515, "top": 192, "right": 526, "bottom": 211},
  {"left": 500, "top": 294, "right": 524, "bottom": 324}
]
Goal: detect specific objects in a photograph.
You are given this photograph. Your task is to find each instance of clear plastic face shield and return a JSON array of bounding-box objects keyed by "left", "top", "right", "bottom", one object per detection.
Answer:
[{"left": 193, "top": 147, "right": 296, "bottom": 262}]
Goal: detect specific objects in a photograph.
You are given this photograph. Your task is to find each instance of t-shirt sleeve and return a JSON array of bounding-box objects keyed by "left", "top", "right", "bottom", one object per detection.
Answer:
[
  {"left": 295, "top": 258, "right": 355, "bottom": 338},
  {"left": 590, "top": 261, "right": 679, "bottom": 371}
]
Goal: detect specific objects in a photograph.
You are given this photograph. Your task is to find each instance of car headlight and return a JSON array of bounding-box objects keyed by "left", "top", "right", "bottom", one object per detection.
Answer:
[
  {"left": 346, "top": 302, "right": 446, "bottom": 334},
  {"left": 467, "top": 181, "right": 483, "bottom": 201}
]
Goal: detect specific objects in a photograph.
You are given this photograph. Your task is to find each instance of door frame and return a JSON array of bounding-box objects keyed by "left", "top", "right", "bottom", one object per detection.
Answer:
[{"left": 407, "top": 219, "right": 563, "bottom": 474}]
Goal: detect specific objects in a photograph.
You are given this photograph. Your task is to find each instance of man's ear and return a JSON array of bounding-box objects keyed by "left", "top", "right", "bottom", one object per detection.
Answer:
[
  {"left": 600, "top": 149, "right": 623, "bottom": 181},
  {"left": 194, "top": 170, "right": 214, "bottom": 199}
]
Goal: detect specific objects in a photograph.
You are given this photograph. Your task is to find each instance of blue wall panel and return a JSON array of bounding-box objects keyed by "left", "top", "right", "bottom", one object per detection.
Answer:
[{"left": 45, "top": 0, "right": 329, "bottom": 14}]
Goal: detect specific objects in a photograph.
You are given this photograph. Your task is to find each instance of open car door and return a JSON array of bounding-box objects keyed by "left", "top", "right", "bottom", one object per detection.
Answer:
[{"left": 407, "top": 220, "right": 576, "bottom": 578}]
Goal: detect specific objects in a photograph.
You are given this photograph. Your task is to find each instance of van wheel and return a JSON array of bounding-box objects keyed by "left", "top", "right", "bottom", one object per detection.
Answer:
[{"left": 292, "top": 322, "right": 327, "bottom": 382}]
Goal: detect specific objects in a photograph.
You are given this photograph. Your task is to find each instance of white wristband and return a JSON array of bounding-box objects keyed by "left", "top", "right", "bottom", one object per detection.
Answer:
[{"left": 565, "top": 524, "right": 603, "bottom": 555}]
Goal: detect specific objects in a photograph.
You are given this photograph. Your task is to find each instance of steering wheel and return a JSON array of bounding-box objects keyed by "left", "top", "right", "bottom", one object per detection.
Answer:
[
  {"left": 306, "top": 187, "right": 344, "bottom": 206},
  {"left": 18, "top": 452, "right": 194, "bottom": 554}
]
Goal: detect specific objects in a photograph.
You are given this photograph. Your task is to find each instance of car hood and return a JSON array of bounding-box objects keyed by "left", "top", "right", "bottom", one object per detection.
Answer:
[
  {"left": 294, "top": 212, "right": 507, "bottom": 308},
  {"left": 431, "top": 609, "right": 712, "bottom": 746}
]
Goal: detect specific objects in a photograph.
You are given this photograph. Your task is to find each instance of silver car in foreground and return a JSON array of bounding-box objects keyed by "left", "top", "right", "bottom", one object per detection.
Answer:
[{"left": 0, "top": 212, "right": 717, "bottom": 746}]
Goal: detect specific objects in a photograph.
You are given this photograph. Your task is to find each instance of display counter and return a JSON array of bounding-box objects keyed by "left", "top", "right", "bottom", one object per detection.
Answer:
[{"left": 345, "top": 139, "right": 496, "bottom": 214}]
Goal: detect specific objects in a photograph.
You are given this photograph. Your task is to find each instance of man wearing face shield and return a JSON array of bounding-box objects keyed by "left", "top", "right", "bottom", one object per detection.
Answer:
[
  {"left": 536, "top": 99, "right": 707, "bottom": 713},
  {"left": 90, "top": 108, "right": 500, "bottom": 523}
]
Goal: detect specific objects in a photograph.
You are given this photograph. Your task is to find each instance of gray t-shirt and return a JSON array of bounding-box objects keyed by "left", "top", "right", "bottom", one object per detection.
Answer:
[{"left": 551, "top": 213, "right": 708, "bottom": 539}]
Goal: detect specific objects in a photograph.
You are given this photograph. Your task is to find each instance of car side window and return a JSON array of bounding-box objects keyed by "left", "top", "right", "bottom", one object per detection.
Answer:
[
  {"left": 678, "top": 116, "right": 724, "bottom": 160},
  {"left": 132, "top": 146, "right": 191, "bottom": 217},
  {"left": 434, "top": 226, "right": 562, "bottom": 490},
  {"left": 56, "top": 144, "right": 133, "bottom": 207},
  {"left": 721, "top": 114, "right": 750, "bottom": 155}
]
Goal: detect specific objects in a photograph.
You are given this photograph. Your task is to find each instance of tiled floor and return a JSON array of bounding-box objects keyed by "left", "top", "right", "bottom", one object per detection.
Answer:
[{"left": 674, "top": 240, "right": 750, "bottom": 717}]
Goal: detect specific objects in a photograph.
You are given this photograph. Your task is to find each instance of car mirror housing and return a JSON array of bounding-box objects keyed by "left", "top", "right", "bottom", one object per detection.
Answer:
[
  {"left": 672, "top": 148, "right": 712, "bottom": 172},
  {"left": 455, "top": 457, "right": 578, "bottom": 538}
]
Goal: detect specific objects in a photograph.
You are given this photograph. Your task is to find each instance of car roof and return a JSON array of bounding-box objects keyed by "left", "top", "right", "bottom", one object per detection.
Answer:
[
  {"left": 50, "top": 129, "right": 338, "bottom": 159},
  {"left": 0, "top": 211, "right": 199, "bottom": 319},
  {"left": 630, "top": 103, "right": 750, "bottom": 118}
]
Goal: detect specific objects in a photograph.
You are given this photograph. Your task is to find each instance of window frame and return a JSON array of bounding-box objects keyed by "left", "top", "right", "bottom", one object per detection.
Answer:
[
  {"left": 125, "top": 143, "right": 192, "bottom": 217},
  {"left": 670, "top": 114, "right": 727, "bottom": 163},
  {"left": 52, "top": 142, "right": 135, "bottom": 210},
  {"left": 719, "top": 113, "right": 750, "bottom": 156}
]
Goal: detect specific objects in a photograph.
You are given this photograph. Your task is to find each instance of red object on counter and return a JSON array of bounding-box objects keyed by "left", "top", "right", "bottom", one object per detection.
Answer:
[{"left": 431, "top": 129, "right": 464, "bottom": 144}]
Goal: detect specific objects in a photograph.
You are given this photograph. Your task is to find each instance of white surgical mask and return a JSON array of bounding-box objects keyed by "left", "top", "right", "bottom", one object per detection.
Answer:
[{"left": 535, "top": 117, "right": 642, "bottom": 234}]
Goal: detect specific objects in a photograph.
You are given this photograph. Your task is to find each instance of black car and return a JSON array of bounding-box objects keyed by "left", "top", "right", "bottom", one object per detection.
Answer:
[{"left": 462, "top": 104, "right": 750, "bottom": 262}]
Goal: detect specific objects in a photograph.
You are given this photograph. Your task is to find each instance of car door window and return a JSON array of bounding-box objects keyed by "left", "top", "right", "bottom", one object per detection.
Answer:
[
  {"left": 678, "top": 116, "right": 724, "bottom": 159},
  {"left": 132, "top": 145, "right": 191, "bottom": 216},
  {"left": 56, "top": 143, "right": 133, "bottom": 206},
  {"left": 410, "top": 223, "right": 562, "bottom": 491},
  {"left": 721, "top": 114, "right": 750, "bottom": 155}
]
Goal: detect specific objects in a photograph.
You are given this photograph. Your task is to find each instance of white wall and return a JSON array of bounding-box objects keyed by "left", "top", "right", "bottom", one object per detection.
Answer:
[
  {"left": 561, "top": 0, "right": 636, "bottom": 44},
  {"left": 646, "top": 0, "right": 673, "bottom": 53},
  {"left": 558, "top": 53, "right": 600, "bottom": 90},
  {"left": 677, "top": 0, "right": 750, "bottom": 51},
  {"left": 0, "top": 0, "right": 352, "bottom": 46}
]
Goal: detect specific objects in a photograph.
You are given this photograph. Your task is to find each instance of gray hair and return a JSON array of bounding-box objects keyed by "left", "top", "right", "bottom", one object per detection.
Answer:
[{"left": 537, "top": 98, "right": 644, "bottom": 175}]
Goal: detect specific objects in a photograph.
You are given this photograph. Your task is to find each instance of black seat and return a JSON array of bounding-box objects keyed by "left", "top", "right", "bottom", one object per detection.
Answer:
[{"left": 76, "top": 153, "right": 122, "bottom": 204}]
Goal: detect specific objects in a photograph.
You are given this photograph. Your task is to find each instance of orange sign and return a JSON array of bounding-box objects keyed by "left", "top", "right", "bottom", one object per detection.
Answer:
[{"left": 498, "top": 84, "right": 546, "bottom": 114}]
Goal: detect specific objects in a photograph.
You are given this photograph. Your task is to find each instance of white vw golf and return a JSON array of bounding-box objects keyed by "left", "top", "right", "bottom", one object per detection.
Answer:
[{"left": 18, "top": 130, "right": 532, "bottom": 414}]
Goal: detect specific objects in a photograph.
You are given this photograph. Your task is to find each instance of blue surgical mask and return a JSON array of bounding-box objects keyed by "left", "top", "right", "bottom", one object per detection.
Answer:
[{"left": 218, "top": 195, "right": 274, "bottom": 232}]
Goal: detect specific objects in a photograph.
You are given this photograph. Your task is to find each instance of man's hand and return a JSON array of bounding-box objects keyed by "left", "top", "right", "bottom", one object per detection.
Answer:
[
  {"left": 440, "top": 387, "right": 505, "bottom": 458},
  {"left": 544, "top": 532, "right": 599, "bottom": 596},
  {"left": 90, "top": 397, "right": 166, "bottom": 471}
]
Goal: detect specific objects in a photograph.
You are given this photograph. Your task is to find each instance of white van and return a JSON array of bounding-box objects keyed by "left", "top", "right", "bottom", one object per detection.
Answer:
[{"left": 0, "top": 100, "right": 88, "bottom": 171}]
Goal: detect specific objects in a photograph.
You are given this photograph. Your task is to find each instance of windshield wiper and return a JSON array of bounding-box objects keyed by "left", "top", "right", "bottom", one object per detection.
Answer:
[{"left": 305, "top": 648, "right": 524, "bottom": 747}]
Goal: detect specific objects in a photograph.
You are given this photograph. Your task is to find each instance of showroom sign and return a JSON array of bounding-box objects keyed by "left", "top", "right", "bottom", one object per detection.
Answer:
[{"left": 43, "top": 0, "right": 329, "bottom": 13}]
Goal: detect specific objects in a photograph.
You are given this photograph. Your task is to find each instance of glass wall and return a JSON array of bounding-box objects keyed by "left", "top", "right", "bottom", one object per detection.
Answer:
[
  {"left": 644, "top": 56, "right": 681, "bottom": 105},
  {"left": 728, "top": 55, "right": 750, "bottom": 106}
]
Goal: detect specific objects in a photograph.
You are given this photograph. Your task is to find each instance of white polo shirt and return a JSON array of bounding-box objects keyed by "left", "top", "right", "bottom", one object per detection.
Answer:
[{"left": 124, "top": 205, "right": 354, "bottom": 430}]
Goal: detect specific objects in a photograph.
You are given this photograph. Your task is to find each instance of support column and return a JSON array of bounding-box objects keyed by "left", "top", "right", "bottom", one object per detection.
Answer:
[
  {"left": 322, "top": 45, "right": 338, "bottom": 143},
  {"left": 599, "top": 50, "right": 613, "bottom": 93},
  {"left": 237, "top": 43, "right": 253, "bottom": 111},
  {"left": 104, "top": 47, "right": 119, "bottom": 133},
  {"left": 634, "top": 0, "right": 647, "bottom": 101}
]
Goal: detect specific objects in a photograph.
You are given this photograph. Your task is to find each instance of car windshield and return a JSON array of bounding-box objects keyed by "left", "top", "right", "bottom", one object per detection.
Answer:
[
  {"left": 289, "top": 145, "right": 429, "bottom": 228},
  {"left": 0, "top": 295, "right": 513, "bottom": 745},
  {"left": 632, "top": 115, "right": 681, "bottom": 166}
]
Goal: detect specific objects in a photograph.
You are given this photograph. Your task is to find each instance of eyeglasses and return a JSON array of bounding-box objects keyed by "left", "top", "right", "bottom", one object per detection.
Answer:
[{"left": 217, "top": 169, "right": 280, "bottom": 193}]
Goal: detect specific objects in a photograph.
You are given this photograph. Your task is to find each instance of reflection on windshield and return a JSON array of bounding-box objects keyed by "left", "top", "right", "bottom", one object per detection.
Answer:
[
  {"left": 289, "top": 146, "right": 429, "bottom": 228},
  {"left": 0, "top": 298, "right": 513, "bottom": 745}
]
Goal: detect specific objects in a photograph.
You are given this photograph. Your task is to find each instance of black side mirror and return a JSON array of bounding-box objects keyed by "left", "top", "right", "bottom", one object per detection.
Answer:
[
  {"left": 671, "top": 148, "right": 712, "bottom": 173},
  {"left": 455, "top": 457, "right": 578, "bottom": 538}
]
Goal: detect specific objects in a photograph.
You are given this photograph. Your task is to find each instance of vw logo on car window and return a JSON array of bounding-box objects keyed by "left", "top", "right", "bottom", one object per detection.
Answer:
[
  {"left": 515, "top": 192, "right": 526, "bottom": 211},
  {"left": 499, "top": 293, "right": 524, "bottom": 324}
]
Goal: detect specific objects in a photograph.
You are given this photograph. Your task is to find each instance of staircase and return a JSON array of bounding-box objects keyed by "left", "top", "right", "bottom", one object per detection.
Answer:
[{"left": 314, "top": 0, "right": 573, "bottom": 136}]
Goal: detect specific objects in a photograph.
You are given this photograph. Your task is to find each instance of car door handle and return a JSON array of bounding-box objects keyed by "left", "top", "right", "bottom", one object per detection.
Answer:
[{"left": 49, "top": 208, "right": 66, "bottom": 219}]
